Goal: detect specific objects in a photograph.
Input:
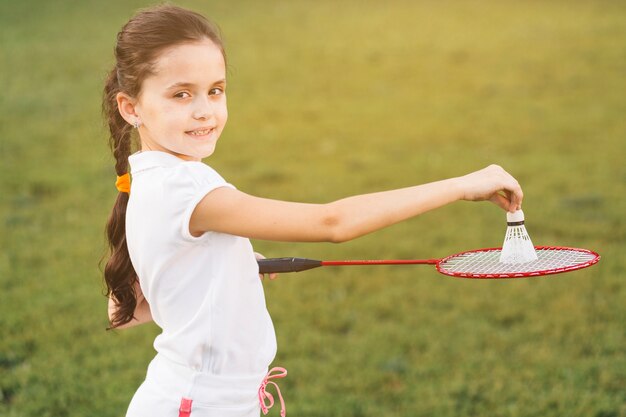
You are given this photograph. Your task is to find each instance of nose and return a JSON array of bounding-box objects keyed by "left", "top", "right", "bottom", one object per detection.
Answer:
[{"left": 192, "top": 95, "right": 215, "bottom": 121}]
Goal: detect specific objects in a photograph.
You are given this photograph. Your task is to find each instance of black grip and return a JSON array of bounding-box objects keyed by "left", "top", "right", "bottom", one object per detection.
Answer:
[{"left": 257, "top": 257, "right": 323, "bottom": 274}]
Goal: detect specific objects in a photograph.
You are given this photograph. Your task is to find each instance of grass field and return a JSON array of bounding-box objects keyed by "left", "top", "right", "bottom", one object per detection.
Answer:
[{"left": 1, "top": 1, "right": 625, "bottom": 416}]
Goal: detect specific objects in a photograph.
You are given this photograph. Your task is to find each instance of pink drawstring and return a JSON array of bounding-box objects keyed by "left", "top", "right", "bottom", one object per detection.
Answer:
[{"left": 258, "top": 367, "right": 288, "bottom": 417}]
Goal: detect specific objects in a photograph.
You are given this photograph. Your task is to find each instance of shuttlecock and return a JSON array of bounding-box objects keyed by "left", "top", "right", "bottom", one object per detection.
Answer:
[{"left": 499, "top": 209, "right": 538, "bottom": 264}]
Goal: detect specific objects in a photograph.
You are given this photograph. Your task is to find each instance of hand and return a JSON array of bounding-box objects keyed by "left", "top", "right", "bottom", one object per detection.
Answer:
[
  {"left": 457, "top": 164, "right": 523, "bottom": 212},
  {"left": 255, "top": 252, "right": 278, "bottom": 281}
]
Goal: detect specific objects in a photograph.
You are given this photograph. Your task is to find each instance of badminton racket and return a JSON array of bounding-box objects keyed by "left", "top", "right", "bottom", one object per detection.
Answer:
[{"left": 257, "top": 246, "right": 600, "bottom": 279}]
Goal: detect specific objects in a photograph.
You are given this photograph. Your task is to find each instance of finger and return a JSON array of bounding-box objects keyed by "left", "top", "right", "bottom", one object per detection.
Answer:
[
  {"left": 507, "top": 182, "right": 524, "bottom": 213},
  {"left": 513, "top": 188, "right": 523, "bottom": 211},
  {"left": 489, "top": 192, "right": 512, "bottom": 211},
  {"left": 256, "top": 252, "right": 268, "bottom": 280},
  {"left": 501, "top": 172, "right": 523, "bottom": 211},
  {"left": 502, "top": 189, "right": 517, "bottom": 213},
  {"left": 269, "top": 273, "right": 278, "bottom": 280}
]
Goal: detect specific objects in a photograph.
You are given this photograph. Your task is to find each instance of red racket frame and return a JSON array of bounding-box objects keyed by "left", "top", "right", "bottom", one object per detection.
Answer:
[{"left": 433, "top": 246, "right": 600, "bottom": 279}]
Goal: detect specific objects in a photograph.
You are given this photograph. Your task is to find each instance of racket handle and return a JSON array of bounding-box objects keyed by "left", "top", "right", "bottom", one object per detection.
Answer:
[{"left": 258, "top": 257, "right": 322, "bottom": 274}]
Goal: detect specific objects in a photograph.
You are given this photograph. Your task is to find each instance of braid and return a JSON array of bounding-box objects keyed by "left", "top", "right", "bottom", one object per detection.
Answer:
[
  {"left": 102, "top": 67, "right": 138, "bottom": 328},
  {"left": 104, "top": 68, "right": 133, "bottom": 175}
]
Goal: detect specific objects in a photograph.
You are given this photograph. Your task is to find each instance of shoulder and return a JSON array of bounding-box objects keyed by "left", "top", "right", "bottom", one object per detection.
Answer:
[
  {"left": 164, "top": 161, "right": 234, "bottom": 195},
  {"left": 184, "top": 161, "right": 224, "bottom": 181},
  {"left": 168, "top": 161, "right": 226, "bottom": 184}
]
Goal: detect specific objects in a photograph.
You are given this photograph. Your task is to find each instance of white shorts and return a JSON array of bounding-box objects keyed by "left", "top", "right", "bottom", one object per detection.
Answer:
[{"left": 126, "top": 354, "right": 278, "bottom": 417}]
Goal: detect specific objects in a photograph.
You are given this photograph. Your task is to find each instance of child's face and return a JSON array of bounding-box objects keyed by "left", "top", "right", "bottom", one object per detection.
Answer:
[{"left": 134, "top": 39, "right": 227, "bottom": 161}]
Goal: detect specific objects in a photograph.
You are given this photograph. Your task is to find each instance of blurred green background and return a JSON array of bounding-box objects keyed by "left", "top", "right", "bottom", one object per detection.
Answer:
[{"left": 1, "top": 1, "right": 624, "bottom": 416}]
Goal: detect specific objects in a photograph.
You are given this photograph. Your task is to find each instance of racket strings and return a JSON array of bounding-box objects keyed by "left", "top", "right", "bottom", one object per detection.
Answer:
[{"left": 439, "top": 248, "right": 598, "bottom": 277}]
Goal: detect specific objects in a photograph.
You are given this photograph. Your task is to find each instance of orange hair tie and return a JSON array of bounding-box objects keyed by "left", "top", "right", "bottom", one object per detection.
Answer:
[{"left": 115, "top": 173, "right": 131, "bottom": 194}]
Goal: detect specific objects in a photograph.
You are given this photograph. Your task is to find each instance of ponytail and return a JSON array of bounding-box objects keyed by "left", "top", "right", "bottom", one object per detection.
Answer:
[{"left": 102, "top": 68, "right": 137, "bottom": 329}]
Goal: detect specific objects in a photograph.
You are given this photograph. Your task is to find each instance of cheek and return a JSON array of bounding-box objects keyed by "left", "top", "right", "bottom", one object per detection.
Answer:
[
  {"left": 140, "top": 99, "right": 180, "bottom": 125},
  {"left": 159, "top": 106, "right": 188, "bottom": 127},
  {"left": 218, "top": 103, "right": 228, "bottom": 124}
]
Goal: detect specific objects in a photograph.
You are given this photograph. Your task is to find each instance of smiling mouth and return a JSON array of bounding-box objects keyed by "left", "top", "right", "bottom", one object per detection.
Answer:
[{"left": 187, "top": 128, "right": 214, "bottom": 137}]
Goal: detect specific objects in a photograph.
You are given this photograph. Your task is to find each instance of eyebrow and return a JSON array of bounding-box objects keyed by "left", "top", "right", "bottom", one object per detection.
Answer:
[{"left": 166, "top": 79, "right": 226, "bottom": 90}]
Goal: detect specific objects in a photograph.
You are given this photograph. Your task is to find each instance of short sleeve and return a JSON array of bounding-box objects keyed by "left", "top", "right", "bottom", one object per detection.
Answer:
[{"left": 164, "top": 161, "right": 236, "bottom": 243}]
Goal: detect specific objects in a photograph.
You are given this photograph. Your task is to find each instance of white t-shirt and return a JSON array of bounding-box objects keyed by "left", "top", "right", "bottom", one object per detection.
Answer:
[{"left": 125, "top": 151, "right": 277, "bottom": 376}]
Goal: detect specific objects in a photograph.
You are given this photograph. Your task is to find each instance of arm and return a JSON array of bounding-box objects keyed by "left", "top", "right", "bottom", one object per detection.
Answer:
[
  {"left": 190, "top": 164, "right": 523, "bottom": 243},
  {"left": 108, "top": 280, "right": 153, "bottom": 329}
]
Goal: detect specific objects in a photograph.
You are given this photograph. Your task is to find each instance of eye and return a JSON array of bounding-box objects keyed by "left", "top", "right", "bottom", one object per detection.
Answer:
[
  {"left": 209, "top": 87, "right": 224, "bottom": 96},
  {"left": 174, "top": 91, "right": 191, "bottom": 99}
]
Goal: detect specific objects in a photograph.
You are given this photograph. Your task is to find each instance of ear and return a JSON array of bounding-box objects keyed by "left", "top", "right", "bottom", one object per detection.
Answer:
[{"left": 116, "top": 92, "right": 139, "bottom": 126}]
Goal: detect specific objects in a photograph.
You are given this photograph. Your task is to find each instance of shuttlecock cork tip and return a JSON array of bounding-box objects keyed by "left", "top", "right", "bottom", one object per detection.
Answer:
[{"left": 506, "top": 209, "right": 525, "bottom": 224}]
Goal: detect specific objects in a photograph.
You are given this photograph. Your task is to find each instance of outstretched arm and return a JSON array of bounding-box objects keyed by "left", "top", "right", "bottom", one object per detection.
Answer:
[
  {"left": 108, "top": 280, "right": 153, "bottom": 329},
  {"left": 190, "top": 164, "right": 522, "bottom": 243}
]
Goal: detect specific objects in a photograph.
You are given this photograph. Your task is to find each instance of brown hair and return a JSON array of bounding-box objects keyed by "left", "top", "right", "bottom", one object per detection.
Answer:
[{"left": 103, "top": 4, "right": 226, "bottom": 328}]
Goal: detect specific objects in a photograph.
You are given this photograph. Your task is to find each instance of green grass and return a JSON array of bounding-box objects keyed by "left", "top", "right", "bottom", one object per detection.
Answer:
[{"left": 1, "top": 1, "right": 625, "bottom": 416}]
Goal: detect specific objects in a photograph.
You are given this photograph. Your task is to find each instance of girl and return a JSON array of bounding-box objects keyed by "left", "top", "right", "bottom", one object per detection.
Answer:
[{"left": 103, "top": 5, "right": 523, "bottom": 417}]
